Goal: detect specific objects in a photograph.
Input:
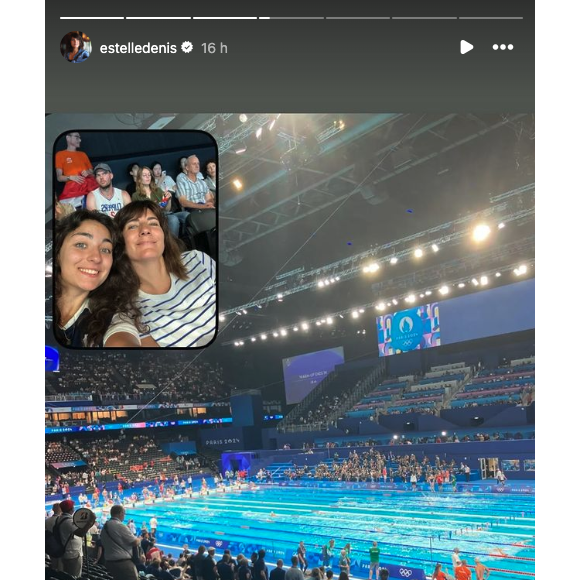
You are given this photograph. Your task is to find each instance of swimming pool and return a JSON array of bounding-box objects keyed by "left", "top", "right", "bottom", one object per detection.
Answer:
[{"left": 125, "top": 484, "right": 535, "bottom": 580}]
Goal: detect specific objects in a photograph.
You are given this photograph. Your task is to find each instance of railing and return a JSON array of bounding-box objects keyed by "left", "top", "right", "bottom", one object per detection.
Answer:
[
  {"left": 279, "top": 422, "right": 330, "bottom": 433},
  {"left": 45, "top": 394, "right": 93, "bottom": 402},
  {"left": 439, "top": 367, "right": 473, "bottom": 411}
]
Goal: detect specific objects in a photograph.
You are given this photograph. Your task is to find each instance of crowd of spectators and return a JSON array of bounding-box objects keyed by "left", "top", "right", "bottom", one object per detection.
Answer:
[
  {"left": 295, "top": 395, "right": 342, "bottom": 426},
  {"left": 46, "top": 351, "right": 228, "bottom": 404}
]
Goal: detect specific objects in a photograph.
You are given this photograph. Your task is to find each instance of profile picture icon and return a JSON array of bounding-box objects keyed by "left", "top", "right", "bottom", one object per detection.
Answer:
[{"left": 60, "top": 31, "right": 91, "bottom": 63}]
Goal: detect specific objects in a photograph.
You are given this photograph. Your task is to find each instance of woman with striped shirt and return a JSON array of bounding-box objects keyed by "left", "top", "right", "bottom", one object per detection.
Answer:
[{"left": 104, "top": 200, "right": 216, "bottom": 348}]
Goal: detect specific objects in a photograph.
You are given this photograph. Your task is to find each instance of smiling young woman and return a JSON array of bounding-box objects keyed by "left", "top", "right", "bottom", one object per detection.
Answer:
[{"left": 53, "top": 211, "right": 142, "bottom": 347}]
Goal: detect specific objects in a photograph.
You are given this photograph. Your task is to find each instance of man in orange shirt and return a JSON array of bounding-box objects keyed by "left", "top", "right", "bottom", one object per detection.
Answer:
[
  {"left": 454, "top": 560, "right": 472, "bottom": 580},
  {"left": 55, "top": 131, "right": 98, "bottom": 209}
]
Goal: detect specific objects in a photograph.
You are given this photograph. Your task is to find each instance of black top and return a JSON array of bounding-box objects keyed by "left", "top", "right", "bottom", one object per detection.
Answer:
[
  {"left": 217, "top": 561, "right": 235, "bottom": 580},
  {"left": 270, "top": 568, "right": 286, "bottom": 580}
]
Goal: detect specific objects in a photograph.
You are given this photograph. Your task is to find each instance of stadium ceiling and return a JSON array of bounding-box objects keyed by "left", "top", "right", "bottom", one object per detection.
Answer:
[
  {"left": 217, "top": 113, "right": 532, "bottom": 254},
  {"left": 45, "top": 113, "right": 535, "bottom": 339}
]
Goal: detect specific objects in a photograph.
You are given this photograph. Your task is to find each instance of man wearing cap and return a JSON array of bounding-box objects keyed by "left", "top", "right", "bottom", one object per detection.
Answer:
[
  {"left": 55, "top": 131, "right": 99, "bottom": 209},
  {"left": 86, "top": 163, "right": 132, "bottom": 218},
  {"left": 58, "top": 499, "right": 84, "bottom": 577},
  {"left": 101, "top": 504, "right": 140, "bottom": 580},
  {"left": 451, "top": 548, "right": 461, "bottom": 569}
]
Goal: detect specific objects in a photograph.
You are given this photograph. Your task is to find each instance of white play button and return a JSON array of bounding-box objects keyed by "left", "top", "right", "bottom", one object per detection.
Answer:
[{"left": 461, "top": 40, "right": 474, "bottom": 54}]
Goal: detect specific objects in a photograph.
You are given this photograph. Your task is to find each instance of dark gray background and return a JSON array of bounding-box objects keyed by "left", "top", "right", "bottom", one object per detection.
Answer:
[{"left": 46, "top": 1, "right": 534, "bottom": 112}]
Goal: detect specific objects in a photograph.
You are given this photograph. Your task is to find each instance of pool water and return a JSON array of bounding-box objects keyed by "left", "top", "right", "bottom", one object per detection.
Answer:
[{"left": 125, "top": 484, "right": 534, "bottom": 580}]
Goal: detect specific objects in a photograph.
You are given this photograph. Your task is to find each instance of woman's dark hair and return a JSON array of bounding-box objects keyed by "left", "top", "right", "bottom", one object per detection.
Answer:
[
  {"left": 203, "top": 159, "right": 216, "bottom": 175},
  {"left": 151, "top": 161, "right": 162, "bottom": 171},
  {"left": 114, "top": 200, "right": 187, "bottom": 283},
  {"left": 338, "top": 572, "right": 349, "bottom": 580},
  {"left": 379, "top": 569, "right": 389, "bottom": 580},
  {"left": 127, "top": 162, "right": 140, "bottom": 176},
  {"left": 54, "top": 210, "right": 143, "bottom": 347},
  {"left": 66, "top": 32, "right": 84, "bottom": 52}
]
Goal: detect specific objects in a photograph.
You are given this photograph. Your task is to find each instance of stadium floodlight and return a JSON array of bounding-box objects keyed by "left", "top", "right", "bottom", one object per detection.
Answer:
[
  {"left": 233, "top": 179, "right": 243, "bottom": 190},
  {"left": 242, "top": 309, "right": 247, "bottom": 314},
  {"left": 392, "top": 299, "right": 398, "bottom": 305},
  {"left": 352, "top": 311, "right": 359, "bottom": 319},
  {"left": 251, "top": 337, "right": 256, "bottom": 342},
  {"left": 390, "top": 256, "right": 398, "bottom": 265},
  {"left": 514, "top": 264, "right": 528, "bottom": 276},
  {"left": 234, "top": 342, "right": 240, "bottom": 346},
  {"left": 301, "top": 322, "right": 309, "bottom": 330},
  {"left": 235, "top": 146, "right": 247, "bottom": 155},
  {"left": 425, "top": 290, "right": 432, "bottom": 296},
  {"left": 406, "top": 294, "right": 416, "bottom": 303},
  {"left": 441, "top": 431, "right": 447, "bottom": 436},
  {"left": 480, "top": 276, "right": 489, "bottom": 286},
  {"left": 326, "top": 317, "right": 333, "bottom": 324},
  {"left": 358, "top": 308, "right": 365, "bottom": 313},
  {"left": 498, "top": 222, "right": 505, "bottom": 229},
  {"left": 364, "top": 262, "right": 380, "bottom": 273},
  {"left": 471, "top": 278, "right": 479, "bottom": 286},
  {"left": 293, "top": 326, "right": 299, "bottom": 332},
  {"left": 431, "top": 244, "right": 440, "bottom": 253},
  {"left": 375, "top": 302, "right": 386, "bottom": 311},
  {"left": 239, "top": 114, "right": 248, "bottom": 123},
  {"left": 316, "top": 321, "right": 321, "bottom": 326},
  {"left": 260, "top": 334, "right": 267, "bottom": 340},
  {"left": 273, "top": 332, "right": 279, "bottom": 337},
  {"left": 239, "top": 341, "right": 244, "bottom": 346},
  {"left": 496, "top": 272, "right": 502, "bottom": 277},
  {"left": 458, "top": 282, "right": 466, "bottom": 288},
  {"left": 414, "top": 248, "right": 423, "bottom": 258},
  {"left": 324, "top": 279, "right": 330, "bottom": 286},
  {"left": 256, "top": 127, "right": 263, "bottom": 139},
  {"left": 280, "top": 329, "right": 288, "bottom": 336},
  {"left": 473, "top": 223, "right": 491, "bottom": 242},
  {"left": 439, "top": 285, "right": 449, "bottom": 295},
  {"left": 219, "top": 315, "right": 225, "bottom": 321},
  {"left": 318, "top": 281, "right": 325, "bottom": 288}
]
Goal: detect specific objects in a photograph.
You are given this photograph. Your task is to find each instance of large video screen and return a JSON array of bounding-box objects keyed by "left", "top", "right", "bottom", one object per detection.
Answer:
[
  {"left": 376, "top": 279, "right": 535, "bottom": 356},
  {"left": 377, "top": 303, "right": 441, "bottom": 356},
  {"left": 283, "top": 347, "right": 345, "bottom": 405}
]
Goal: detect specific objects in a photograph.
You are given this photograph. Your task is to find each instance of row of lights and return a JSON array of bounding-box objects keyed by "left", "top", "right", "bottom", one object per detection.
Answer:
[
  {"left": 227, "top": 262, "right": 531, "bottom": 344},
  {"left": 234, "top": 113, "right": 282, "bottom": 156},
  {"left": 317, "top": 276, "right": 340, "bottom": 287},
  {"left": 342, "top": 223, "right": 505, "bottom": 283}
]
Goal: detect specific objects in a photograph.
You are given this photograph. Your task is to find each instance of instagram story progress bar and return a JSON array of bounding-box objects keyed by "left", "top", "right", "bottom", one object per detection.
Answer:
[{"left": 59, "top": 15, "right": 523, "bottom": 20}]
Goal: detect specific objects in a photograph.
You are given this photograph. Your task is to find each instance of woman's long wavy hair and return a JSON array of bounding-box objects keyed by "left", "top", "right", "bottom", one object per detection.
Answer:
[
  {"left": 66, "top": 32, "right": 85, "bottom": 52},
  {"left": 114, "top": 200, "right": 187, "bottom": 295},
  {"left": 135, "top": 166, "right": 164, "bottom": 199},
  {"left": 54, "top": 210, "right": 143, "bottom": 347}
]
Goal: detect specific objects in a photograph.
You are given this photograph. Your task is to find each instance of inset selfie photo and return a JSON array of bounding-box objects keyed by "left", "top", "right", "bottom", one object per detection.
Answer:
[{"left": 51, "top": 130, "right": 218, "bottom": 349}]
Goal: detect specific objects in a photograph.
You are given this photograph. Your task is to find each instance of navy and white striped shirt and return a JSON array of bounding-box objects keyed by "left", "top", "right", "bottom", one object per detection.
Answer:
[{"left": 106, "top": 251, "right": 216, "bottom": 348}]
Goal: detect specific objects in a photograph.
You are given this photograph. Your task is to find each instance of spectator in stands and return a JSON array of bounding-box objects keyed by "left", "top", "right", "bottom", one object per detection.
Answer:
[
  {"left": 270, "top": 560, "right": 285, "bottom": 580},
  {"left": 202, "top": 547, "right": 219, "bottom": 580},
  {"left": 238, "top": 557, "right": 252, "bottom": 580},
  {"left": 338, "top": 573, "right": 349, "bottom": 580},
  {"left": 189, "top": 545, "right": 206, "bottom": 580},
  {"left": 379, "top": 570, "right": 389, "bottom": 580},
  {"left": 55, "top": 194, "right": 77, "bottom": 221},
  {"left": 57, "top": 499, "right": 84, "bottom": 577},
  {"left": 176, "top": 155, "right": 216, "bottom": 250},
  {"left": 217, "top": 553, "right": 235, "bottom": 580},
  {"left": 203, "top": 159, "right": 217, "bottom": 201},
  {"left": 286, "top": 556, "right": 305, "bottom": 580},
  {"left": 168, "top": 558, "right": 184, "bottom": 579},
  {"left": 55, "top": 131, "right": 99, "bottom": 208},
  {"left": 132, "top": 166, "right": 180, "bottom": 238},
  {"left": 147, "top": 559, "right": 174, "bottom": 580},
  {"left": 110, "top": 200, "right": 216, "bottom": 348},
  {"left": 101, "top": 504, "right": 140, "bottom": 580},
  {"left": 126, "top": 163, "right": 140, "bottom": 196},
  {"left": 254, "top": 549, "right": 269, "bottom": 580},
  {"left": 45, "top": 503, "right": 63, "bottom": 569},
  {"left": 53, "top": 210, "right": 142, "bottom": 347},
  {"left": 141, "top": 530, "right": 152, "bottom": 554},
  {"left": 153, "top": 161, "right": 178, "bottom": 194},
  {"left": 86, "top": 163, "right": 132, "bottom": 218}
]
